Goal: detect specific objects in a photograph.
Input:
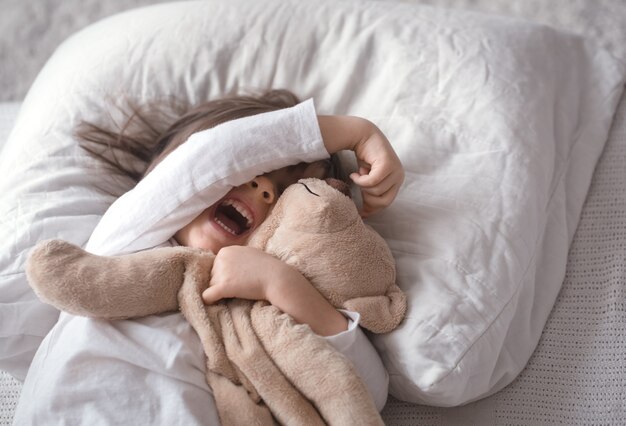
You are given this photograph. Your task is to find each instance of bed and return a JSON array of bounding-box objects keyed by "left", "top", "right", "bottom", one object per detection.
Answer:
[{"left": 2, "top": 0, "right": 626, "bottom": 424}]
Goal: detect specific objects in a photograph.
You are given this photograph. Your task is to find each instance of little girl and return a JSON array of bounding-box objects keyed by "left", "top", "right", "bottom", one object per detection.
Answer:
[
  {"left": 83, "top": 89, "right": 404, "bottom": 337},
  {"left": 15, "top": 89, "right": 404, "bottom": 424}
]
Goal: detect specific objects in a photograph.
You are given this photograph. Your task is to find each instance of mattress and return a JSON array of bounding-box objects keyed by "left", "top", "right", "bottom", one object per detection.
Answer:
[
  {"left": 1, "top": 88, "right": 626, "bottom": 426},
  {"left": 0, "top": 103, "right": 22, "bottom": 426}
]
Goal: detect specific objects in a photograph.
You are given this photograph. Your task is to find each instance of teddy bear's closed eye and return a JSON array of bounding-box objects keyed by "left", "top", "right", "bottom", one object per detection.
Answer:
[{"left": 298, "top": 182, "right": 320, "bottom": 196}]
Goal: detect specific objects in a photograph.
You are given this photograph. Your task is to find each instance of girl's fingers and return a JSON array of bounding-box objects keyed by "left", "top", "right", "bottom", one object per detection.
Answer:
[
  {"left": 350, "top": 162, "right": 391, "bottom": 188},
  {"left": 350, "top": 162, "right": 404, "bottom": 216},
  {"left": 355, "top": 171, "right": 397, "bottom": 197},
  {"left": 202, "top": 285, "right": 223, "bottom": 304},
  {"left": 359, "top": 183, "right": 401, "bottom": 217}
]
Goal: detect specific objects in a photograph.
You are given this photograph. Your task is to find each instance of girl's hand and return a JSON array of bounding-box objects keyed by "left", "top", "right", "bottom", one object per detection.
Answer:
[
  {"left": 202, "top": 245, "right": 348, "bottom": 336},
  {"left": 350, "top": 122, "right": 404, "bottom": 217},
  {"left": 318, "top": 115, "right": 404, "bottom": 217},
  {"left": 202, "top": 246, "right": 274, "bottom": 304}
]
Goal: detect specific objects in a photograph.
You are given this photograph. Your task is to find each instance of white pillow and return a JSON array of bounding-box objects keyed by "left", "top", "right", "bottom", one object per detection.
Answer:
[{"left": 0, "top": 0, "right": 623, "bottom": 405}]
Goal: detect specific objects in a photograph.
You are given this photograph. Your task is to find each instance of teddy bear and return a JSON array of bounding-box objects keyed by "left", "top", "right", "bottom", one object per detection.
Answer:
[{"left": 26, "top": 178, "right": 407, "bottom": 426}]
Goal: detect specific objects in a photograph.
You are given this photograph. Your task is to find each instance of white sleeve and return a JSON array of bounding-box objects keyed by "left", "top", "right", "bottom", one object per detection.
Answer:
[
  {"left": 86, "top": 99, "right": 329, "bottom": 256},
  {"left": 324, "top": 310, "right": 389, "bottom": 411}
]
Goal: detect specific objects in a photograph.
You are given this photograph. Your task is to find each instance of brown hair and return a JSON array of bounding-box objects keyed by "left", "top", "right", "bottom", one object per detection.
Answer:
[{"left": 77, "top": 89, "right": 343, "bottom": 185}]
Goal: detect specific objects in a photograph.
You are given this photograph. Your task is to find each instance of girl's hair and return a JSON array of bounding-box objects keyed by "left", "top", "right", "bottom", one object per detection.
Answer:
[{"left": 77, "top": 89, "right": 344, "bottom": 184}]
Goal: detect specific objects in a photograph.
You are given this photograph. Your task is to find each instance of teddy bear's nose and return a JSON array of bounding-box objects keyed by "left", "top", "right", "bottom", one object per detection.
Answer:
[{"left": 250, "top": 176, "right": 277, "bottom": 204}]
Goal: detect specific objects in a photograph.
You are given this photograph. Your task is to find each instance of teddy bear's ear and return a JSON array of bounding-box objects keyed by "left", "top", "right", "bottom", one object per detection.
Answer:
[{"left": 342, "top": 284, "right": 407, "bottom": 334}]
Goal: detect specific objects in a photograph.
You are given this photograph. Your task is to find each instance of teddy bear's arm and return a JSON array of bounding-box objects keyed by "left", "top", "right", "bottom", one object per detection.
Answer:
[
  {"left": 342, "top": 283, "right": 407, "bottom": 334},
  {"left": 26, "top": 239, "right": 213, "bottom": 320}
]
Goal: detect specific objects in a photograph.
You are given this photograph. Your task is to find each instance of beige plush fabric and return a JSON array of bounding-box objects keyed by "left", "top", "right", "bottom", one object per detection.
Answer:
[
  {"left": 249, "top": 179, "right": 406, "bottom": 334},
  {"left": 27, "top": 178, "right": 406, "bottom": 425}
]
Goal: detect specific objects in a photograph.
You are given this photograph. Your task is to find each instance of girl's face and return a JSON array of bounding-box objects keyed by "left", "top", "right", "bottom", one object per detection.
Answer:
[{"left": 174, "top": 161, "right": 329, "bottom": 253}]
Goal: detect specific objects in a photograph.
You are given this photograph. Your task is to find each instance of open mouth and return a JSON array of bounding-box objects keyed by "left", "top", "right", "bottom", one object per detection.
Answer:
[{"left": 213, "top": 199, "right": 253, "bottom": 236}]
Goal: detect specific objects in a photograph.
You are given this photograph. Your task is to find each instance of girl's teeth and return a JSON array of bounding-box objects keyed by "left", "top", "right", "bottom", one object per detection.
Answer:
[
  {"left": 223, "top": 199, "right": 253, "bottom": 226},
  {"left": 215, "top": 218, "right": 236, "bottom": 235}
]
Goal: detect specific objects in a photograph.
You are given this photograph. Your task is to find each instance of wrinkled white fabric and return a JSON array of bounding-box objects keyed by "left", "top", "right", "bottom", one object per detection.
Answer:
[
  {"left": 14, "top": 310, "right": 388, "bottom": 425},
  {"left": 2, "top": 0, "right": 625, "bottom": 410}
]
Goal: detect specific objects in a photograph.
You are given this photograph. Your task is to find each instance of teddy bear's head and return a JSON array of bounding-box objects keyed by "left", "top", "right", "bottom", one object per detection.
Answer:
[{"left": 248, "top": 178, "right": 406, "bottom": 334}]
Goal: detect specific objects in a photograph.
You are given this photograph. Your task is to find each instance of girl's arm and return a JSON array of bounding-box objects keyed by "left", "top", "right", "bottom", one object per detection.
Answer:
[
  {"left": 202, "top": 246, "right": 348, "bottom": 336},
  {"left": 318, "top": 115, "right": 405, "bottom": 218},
  {"left": 202, "top": 245, "right": 389, "bottom": 410}
]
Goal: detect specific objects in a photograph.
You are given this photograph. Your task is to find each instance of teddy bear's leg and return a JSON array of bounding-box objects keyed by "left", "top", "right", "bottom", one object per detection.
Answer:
[
  {"left": 177, "top": 258, "right": 240, "bottom": 383},
  {"left": 215, "top": 300, "right": 325, "bottom": 426},
  {"left": 178, "top": 260, "right": 274, "bottom": 424},
  {"left": 251, "top": 304, "right": 384, "bottom": 426},
  {"left": 206, "top": 370, "right": 276, "bottom": 426},
  {"left": 26, "top": 239, "right": 209, "bottom": 319}
]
